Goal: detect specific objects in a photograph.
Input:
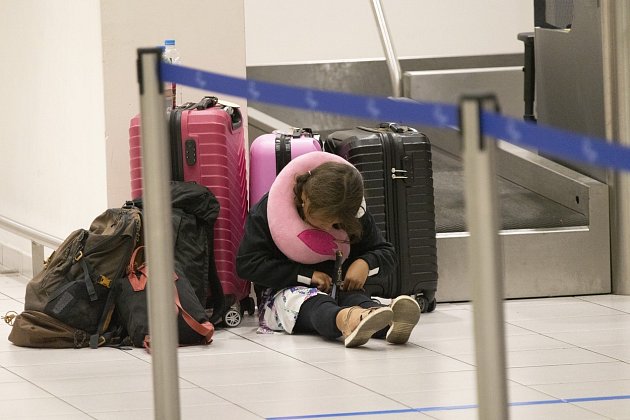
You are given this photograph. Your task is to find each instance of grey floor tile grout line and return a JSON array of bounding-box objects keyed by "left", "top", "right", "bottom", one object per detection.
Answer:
[
  {"left": 223, "top": 328, "right": 475, "bottom": 418},
  {"left": 574, "top": 295, "right": 630, "bottom": 315},
  {"left": 0, "top": 365, "right": 99, "bottom": 419},
  {"left": 2, "top": 263, "right": 630, "bottom": 419},
  {"left": 503, "top": 318, "right": 630, "bottom": 366}
]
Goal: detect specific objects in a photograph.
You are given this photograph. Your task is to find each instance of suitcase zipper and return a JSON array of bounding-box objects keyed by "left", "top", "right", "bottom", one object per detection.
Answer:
[
  {"left": 393, "top": 136, "right": 410, "bottom": 297},
  {"left": 381, "top": 132, "right": 402, "bottom": 296}
]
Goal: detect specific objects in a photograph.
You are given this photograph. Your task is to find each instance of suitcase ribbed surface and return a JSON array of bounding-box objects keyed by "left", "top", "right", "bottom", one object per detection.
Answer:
[
  {"left": 333, "top": 127, "right": 438, "bottom": 301},
  {"left": 128, "top": 108, "right": 250, "bottom": 302},
  {"left": 129, "top": 116, "right": 143, "bottom": 199}
]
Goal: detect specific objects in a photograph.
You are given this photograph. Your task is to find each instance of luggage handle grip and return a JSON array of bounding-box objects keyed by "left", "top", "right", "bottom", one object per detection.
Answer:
[
  {"left": 275, "top": 128, "right": 315, "bottom": 138},
  {"left": 225, "top": 107, "right": 243, "bottom": 130},
  {"left": 357, "top": 123, "right": 418, "bottom": 134},
  {"left": 193, "top": 96, "right": 219, "bottom": 110},
  {"left": 380, "top": 122, "right": 404, "bottom": 133},
  {"left": 177, "top": 96, "right": 243, "bottom": 130},
  {"left": 292, "top": 127, "right": 314, "bottom": 138},
  {"left": 179, "top": 96, "right": 219, "bottom": 111}
]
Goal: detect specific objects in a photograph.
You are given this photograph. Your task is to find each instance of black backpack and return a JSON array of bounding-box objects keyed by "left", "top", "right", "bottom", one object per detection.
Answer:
[{"left": 130, "top": 181, "right": 225, "bottom": 323}]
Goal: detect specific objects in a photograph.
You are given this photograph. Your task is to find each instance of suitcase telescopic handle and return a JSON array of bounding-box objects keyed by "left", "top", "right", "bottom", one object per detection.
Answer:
[
  {"left": 194, "top": 96, "right": 219, "bottom": 110},
  {"left": 178, "top": 96, "right": 243, "bottom": 129},
  {"left": 178, "top": 96, "right": 219, "bottom": 110},
  {"left": 275, "top": 127, "right": 315, "bottom": 138},
  {"left": 380, "top": 122, "right": 405, "bottom": 133},
  {"left": 379, "top": 122, "right": 417, "bottom": 133},
  {"left": 358, "top": 123, "right": 418, "bottom": 134},
  {"left": 292, "top": 127, "right": 314, "bottom": 138}
]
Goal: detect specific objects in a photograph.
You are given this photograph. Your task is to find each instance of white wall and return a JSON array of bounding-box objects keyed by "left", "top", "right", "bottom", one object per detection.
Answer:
[
  {"left": 0, "top": 0, "right": 107, "bottom": 267},
  {"left": 0, "top": 0, "right": 247, "bottom": 272},
  {"left": 245, "top": 0, "right": 534, "bottom": 65},
  {"left": 1, "top": 0, "right": 528, "bottom": 271},
  {"left": 101, "top": 0, "right": 248, "bottom": 208}
]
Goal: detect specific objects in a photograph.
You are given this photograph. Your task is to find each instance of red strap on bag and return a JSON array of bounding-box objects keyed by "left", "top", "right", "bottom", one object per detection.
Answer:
[
  {"left": 130, "top": 248, "right": 214, "bottom": 352},
  {"left": 142, "top": 291, "right": 214, "bottom": 353},
  {"left": 127, "top": 246, "right": 147, "bottom": 292},
  {"left": 174, "top": 287, "right": 214, "bottom": 344},
  {"left": 128, "top": 247, "right": 177, "bottom": 292},
  {"left": 140, "top": 276, "right": 214, "bottom": 353}
]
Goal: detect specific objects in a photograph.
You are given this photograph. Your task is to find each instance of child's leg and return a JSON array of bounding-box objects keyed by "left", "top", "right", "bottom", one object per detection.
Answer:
[
  {"left": 294, "top": 294, "right": 342, "bottom": 340},
  {"left": 294, "top": 292, "right": 382, "bottom": 339},
  {"left": 338, "top": 291, "right": 388, "bottom": 338},
  {"left": 294, "top": 293, "right": 393, "bottom": 347},
  {"left": 338, "top": 290, "right": 382, "bottom": 308}
]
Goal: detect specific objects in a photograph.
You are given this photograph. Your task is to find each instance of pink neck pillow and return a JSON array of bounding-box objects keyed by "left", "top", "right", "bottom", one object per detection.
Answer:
[{"left": 268, "top": 152, "right": 353, "bottom": 264}]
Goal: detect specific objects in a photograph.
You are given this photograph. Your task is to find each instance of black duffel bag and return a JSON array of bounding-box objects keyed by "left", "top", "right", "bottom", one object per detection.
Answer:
[{"left": 117, "top": 246, "right": 214, "bottom": 348}]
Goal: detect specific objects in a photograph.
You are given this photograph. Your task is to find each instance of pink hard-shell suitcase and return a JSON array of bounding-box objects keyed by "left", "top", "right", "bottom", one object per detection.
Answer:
[
  {"left": 129, "top": 96, "right": 253, "bottom": 327},
  {"left": 249, "top": 128, "right": 322, "bottom": 207}
]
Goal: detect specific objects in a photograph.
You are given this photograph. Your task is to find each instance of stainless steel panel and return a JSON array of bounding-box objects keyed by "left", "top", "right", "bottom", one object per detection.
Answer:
[
  {"left": 437, "top": 164, "right": 610, "bottom": 302},
  {"left": 417, "top": 125, "right": 591, "bottom": 216},
  {"left": 403, "top": 67, "right": 524, "bottom": 119},
  {"left": 438, "top": 225, "right": 611, "bottom": 302},
  {"left": 246, "top": 54, "right": 523, "bottom": 139},
  {"left": 535, "top": 1, "right": 606, "bottom": 181},
  {"left": 495, "top": 141, "right": 591, "bottom": 216}
]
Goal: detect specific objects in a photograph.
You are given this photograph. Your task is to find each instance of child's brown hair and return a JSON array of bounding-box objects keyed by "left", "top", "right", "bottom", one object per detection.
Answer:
[{"left": 293, "top": 162, "right": 364, "bottom": 242}]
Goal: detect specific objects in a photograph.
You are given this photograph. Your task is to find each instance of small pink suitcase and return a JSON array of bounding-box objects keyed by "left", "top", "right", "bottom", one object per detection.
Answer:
[
  {"left": 249, "top": 128, "right": 322, "bottom": 207},
  {"left": 129, "top": 96, "right": 253, "bottom": 327}
]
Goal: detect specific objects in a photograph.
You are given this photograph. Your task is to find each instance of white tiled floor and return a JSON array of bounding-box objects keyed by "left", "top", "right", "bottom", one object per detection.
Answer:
[{"left": 2, "top": 268, "right": 630, "bottom": 420}]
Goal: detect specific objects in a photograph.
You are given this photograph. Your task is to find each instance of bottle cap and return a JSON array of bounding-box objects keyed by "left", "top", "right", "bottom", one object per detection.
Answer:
[{"left": 164, "top": 39, "right": 176, "bottom": 46}]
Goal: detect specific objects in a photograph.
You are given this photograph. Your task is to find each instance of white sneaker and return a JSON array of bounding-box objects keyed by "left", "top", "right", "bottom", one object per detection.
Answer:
[{"left": 386, "top": 296, "right": 421, "bottom": 344}]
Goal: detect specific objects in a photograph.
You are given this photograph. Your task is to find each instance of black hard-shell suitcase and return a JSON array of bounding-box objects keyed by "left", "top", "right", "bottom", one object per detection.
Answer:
[{"left": 327, "top": 123, "right": 438, "bottom": 312}]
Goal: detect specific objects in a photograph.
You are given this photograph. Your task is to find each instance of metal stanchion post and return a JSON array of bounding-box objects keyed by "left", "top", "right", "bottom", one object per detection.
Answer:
[
  {"left": 136, "top": 48, "right": 181, "bottom": 420},
  {"left": 601, "top": 0, "right": 630, "bottom": 295},
  {"left": 460, "top": 95, "right": 510, "bottom": 420}
]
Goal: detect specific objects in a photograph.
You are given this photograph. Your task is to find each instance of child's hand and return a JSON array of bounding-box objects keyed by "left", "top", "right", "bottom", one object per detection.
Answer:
[
  {"left": 311, "top": 271, "right": 332, "bottom": 293},
  {"left": 342, "top": 259, "right": 369, "bottom": 291}
]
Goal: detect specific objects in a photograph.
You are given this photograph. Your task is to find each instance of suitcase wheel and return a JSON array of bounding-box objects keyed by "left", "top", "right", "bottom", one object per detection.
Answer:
[
  {"left": 223, "top": 308, "right": 242, "bottom": 327},
  {"left": 416, "top": 295, "right": 437, "bottom": 313},
  {"left": 427, "top": 298, "right": 437, "bottom": 312},
  {"left": 241, "top": 297, "right": 256, "bottom": 316}
]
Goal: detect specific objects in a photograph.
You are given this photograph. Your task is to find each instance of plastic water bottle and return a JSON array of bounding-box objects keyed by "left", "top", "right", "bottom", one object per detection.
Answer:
[{"left": 163, "top": 39, "right": 181, "bottom": 111}]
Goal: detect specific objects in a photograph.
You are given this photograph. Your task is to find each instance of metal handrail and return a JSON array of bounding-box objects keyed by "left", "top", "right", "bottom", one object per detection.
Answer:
[
  {"left": 370, "top": 0, "right": 402, "bottom": 97},
  {"left": 0, "top": 214, "right": 62, "bottom": 276},
  {"left": 0, "top": 215, "right": 63, "bottom": 249}
]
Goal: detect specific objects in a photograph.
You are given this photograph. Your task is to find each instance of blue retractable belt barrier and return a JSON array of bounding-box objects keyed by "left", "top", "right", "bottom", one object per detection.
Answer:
[{"left": 162, "top": 62, "right": 630, "bottom": 173}]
